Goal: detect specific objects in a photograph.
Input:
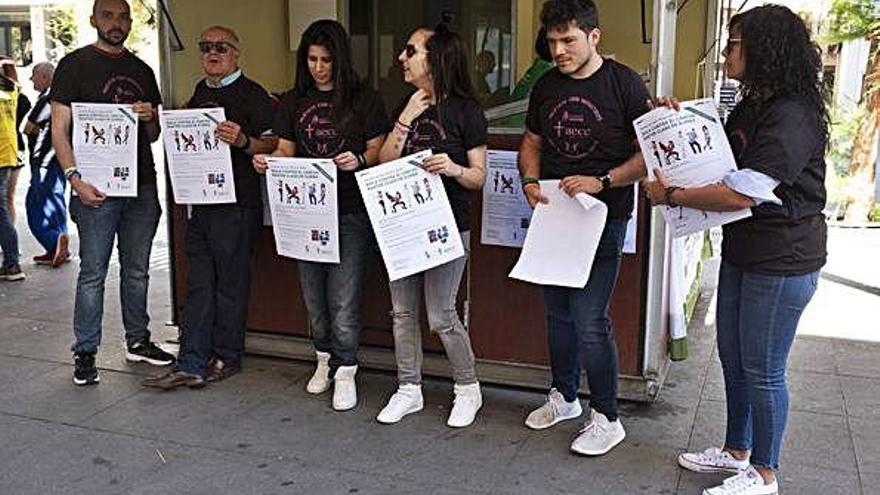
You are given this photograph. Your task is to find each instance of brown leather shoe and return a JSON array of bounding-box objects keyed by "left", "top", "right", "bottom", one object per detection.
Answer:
[
  {"left": 205, "top": 358, "right": 241, "bottom": 383},
  {"left": 141, "top": 370, "right": 206, "bottom": 390}
]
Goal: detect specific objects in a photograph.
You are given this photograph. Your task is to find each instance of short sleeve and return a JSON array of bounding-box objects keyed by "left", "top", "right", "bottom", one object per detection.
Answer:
[
  {"left": 462, "top": 99, "right": 488, "bottom": 150},
  {"left": 248, "top": 85, "right": 275, "bottom": 136},
  {"left": 525, "top": 73, "right": 547, "bottom": 135},
  {"left": 48, "top": 54, "right": 77, "bottom": 106},
  {"left": 622, "top": 68, "right": 651, "bottom": 127},
  {"left": 740, "top": 100, "right": 820, "bottom": 186},
  {"left": 362, "top": 90, "right": 390, "bottom": 140},
  {"left": 144, "top": 66, "right": 162, "bottom": 106},
  {"left": 272, "top": 91, "right": 297, "bottom": 142}
]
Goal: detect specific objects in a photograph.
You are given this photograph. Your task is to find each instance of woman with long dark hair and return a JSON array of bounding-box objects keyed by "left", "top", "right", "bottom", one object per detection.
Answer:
[
  {"left": 253, "top": 19, "right": 389, "bottom": 411},
  {"left": 645, "top": 6, "right": 827, "bottom": 495},
  {"left": 376, "top": 24, "right": 487, "bottom": 428}
]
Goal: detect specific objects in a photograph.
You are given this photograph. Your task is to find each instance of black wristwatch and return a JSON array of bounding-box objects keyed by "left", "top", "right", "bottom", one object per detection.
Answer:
[{"left": 599, "top": 173, "right": 612, "bottom": 191}]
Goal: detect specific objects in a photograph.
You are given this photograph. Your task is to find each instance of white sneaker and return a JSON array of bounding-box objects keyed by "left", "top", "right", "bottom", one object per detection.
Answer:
[
  {"left": 377, "top": 384, "right": 424, "bottom": 424},
  {"left": 306, "top": 351, "right": 331, "bottom": 394},
  {"left": 332, "top": 365, "right": 358, "bottom": 411},
  {"left": 679, "top": 447, "right": 750, "bottom": 474},
  {"left": 447, "top": 382, "right": 482, "bottom": 428},
  {"left": 569, "top": 408, "right": 626, "bottom": 456},
  {"left": 703, "top": 466, "right": 778, "bottom": 495},
  {"left": 524, "top": 388, "right": 583, "bottom": 430}
]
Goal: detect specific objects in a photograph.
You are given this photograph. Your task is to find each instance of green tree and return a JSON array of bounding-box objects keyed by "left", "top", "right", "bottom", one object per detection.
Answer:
[
  {"left": 45, "top": 5, "right": 77, "bottom": 63},
  {"left": 827, "top": 0, "right": 880, "bottom": 222}
]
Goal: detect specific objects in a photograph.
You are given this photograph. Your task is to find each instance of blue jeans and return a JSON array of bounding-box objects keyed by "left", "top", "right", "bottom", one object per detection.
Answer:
[
  {"left": 70, "top": 184, "right": 161, "bottom": 354},
  {"left": 176, "top": 205, "right": 261, "bottom": 376},
  {"left": 298, "top": 213, "right": 372, "bottom": 372},
  {"left": 544, "top": 219, "right": 626, "bottom": 421},
  {"left": 0, "top": 168, "right": 20, "bottom": 268},
  {"left": 717, "top": 261, "right": 819, "bottom": 470},
  {"left": 26, "top": 158, "right": 67, "bottom": 255},
  {"left": 389, "top": 231, "right": 476, "bottom": 385}
]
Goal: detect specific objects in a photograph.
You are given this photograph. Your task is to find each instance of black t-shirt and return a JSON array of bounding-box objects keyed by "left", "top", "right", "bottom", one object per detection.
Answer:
[
  {"left": 187, "top": 74, "right": 275, "bottom": 208},
  {"left": 49, "top": 45, "right": 163, "bottom": 186},
  {"left": 722, "top": 95, "right": 827, "bottom": 275},
  {"left": 393, "top": 94, "right": 488, "bottom": 231},
  {"left": 27, "top": 92, "right": 53, "bottom": 166},
  {"left": 273, "top": 86, "right": 389, "bottom": 215},
  {"left": 526, "top": 59, "right": 651, "bottom": 219}
]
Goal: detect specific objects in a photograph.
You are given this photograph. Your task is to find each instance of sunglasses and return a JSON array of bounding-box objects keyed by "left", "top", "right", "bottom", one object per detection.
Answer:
[
  {"left": 723, "top": 38, "right": 742, "bottom": 53},
  {"left": 198, "top": 41, "right": 236, "bottom": 55},
  {"left": 402, "top": 44, "right": 424, "bottom": 59}
]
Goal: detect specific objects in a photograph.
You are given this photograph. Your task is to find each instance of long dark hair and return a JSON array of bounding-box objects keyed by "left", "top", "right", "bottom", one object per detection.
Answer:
[
  {"left": 293, "top": 19, "right": 361, "bottom": 124},
  {"left": 422, "top": 23, "right": 476, "bottom": 105},
  {"left": 730, "top": 5, "right": 828, "bottom": 137}
]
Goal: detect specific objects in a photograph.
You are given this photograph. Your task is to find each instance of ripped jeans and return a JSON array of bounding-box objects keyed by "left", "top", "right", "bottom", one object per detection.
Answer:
[{"left": 388, "top": 231, "right": 476, "bottom": 385}]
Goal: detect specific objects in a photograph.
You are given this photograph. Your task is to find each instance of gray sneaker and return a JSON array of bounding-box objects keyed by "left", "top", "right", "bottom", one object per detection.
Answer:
[
  {"left": 0, "top": 264, "right": 25, "bottom": 281},
  {"left": 525, "top": 388, "right": 583, "bottom": 430}
]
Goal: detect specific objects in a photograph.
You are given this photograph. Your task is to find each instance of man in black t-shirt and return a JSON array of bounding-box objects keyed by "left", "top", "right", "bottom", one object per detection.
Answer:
[
  {"left": 143, "top": 25, "right": 277, "bottom": 390},
  {"left": 50, "top": 0, "right": 174, "bottom": 386},
  {"left": 518, "top": 0, "right": 651, "bottom": 457}
]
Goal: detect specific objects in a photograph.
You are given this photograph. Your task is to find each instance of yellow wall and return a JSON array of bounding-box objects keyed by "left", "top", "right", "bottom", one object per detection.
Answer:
[
  {"left": 522, "top": 0, "right": 710, "bottom": 99},
  {"left": 167, "top": 0, "right": 709, "bottom": 106},
  {"left": 167, "top": 0, "right": 296, "bottom": 107}
]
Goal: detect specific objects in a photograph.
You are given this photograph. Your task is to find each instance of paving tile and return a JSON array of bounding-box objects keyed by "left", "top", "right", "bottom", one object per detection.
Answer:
[
  {"left": 498, "top": 439, "right": 680, "bottom": 495},
  {"left": 850, "top": 416, "right": 880, "bottom": 475},
  {"left": 0, "top": 366, "right": 146, "bottom": 424},
  {"left": 841, "top": 375, "right": 880, "bottom": 421},
  {"left": 834, "top": 340, "right": 880, "bottom": 379},
  {"left": 861, "top": 471, "right": 880, "bottom": 495},
  {"left": 788, "top": 336, "right": 837, "bottom": 374}
]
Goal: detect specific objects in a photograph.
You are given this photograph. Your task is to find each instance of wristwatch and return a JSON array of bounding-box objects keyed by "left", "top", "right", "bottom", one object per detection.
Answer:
[{"left": 599, "top": 173, "right": 612, "bottom": 191}]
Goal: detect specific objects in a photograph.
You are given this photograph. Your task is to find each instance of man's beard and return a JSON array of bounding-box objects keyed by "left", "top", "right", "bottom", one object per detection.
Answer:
[{"left": 98, "top": 28, "right": 128, "bottom": 47}]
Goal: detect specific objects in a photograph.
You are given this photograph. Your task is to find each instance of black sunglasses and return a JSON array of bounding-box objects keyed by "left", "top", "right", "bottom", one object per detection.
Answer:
[
  {"left": 198, "top": 41, "right": 236, "bottom": 55},
  {"left": 403, "top": 43, "right": 423, "bottom": 59}
]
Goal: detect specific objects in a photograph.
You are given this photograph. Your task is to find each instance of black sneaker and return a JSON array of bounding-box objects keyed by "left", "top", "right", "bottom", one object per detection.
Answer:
[
  {"left": 125, "top": 339, "right": 176, "bottom": 366},
  {"left": 0, "top": 264, "right": 25, "bottom": 281},
  {"left": 73, "top": 352, "right": 99, "bottom": 386}
]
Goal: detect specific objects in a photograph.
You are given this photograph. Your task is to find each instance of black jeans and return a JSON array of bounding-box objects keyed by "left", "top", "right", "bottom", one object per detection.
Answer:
[{"left": 177, "top": 204, "right": 262, "bottom": 376}]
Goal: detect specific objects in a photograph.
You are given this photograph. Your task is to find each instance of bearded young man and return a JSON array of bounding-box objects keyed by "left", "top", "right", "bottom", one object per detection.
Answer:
[
  {"left": 51, "top": 0, "right": 173, "bottom": 386},
  {"left": 518, "top": 0, "right": 650, "bottom": 456}
]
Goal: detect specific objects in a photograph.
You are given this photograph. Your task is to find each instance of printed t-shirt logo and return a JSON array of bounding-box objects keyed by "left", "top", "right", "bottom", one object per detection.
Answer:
[
  {"left": 404, "top": 114, "right": 446, "bottom": 155},
  {"left": 102, "top": 75, "right": 146, "bottom": 104},
  {"left": 545, "top": 95, "right": 602, "bottom": 159},
  {"left": 298, "top": 101, "right": 346, "bottom": 157}
]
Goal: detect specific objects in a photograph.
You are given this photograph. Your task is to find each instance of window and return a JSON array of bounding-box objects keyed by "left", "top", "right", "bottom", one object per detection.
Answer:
[{"left": 348, "top": 0, "right": 514, "bottom": 112}]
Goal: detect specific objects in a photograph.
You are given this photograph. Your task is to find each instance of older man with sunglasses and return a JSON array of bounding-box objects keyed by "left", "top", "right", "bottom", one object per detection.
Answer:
[{"left": 143, "top": 25, "right": 277, "bottom": 390}]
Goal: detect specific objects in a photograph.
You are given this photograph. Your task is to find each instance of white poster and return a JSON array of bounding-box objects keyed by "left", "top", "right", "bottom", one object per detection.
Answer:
[
  {"left": 634, "top": 98, "right": 750, "bottom": 237},
  {"left": 160, "top": 108, "right": 236, "bottom": 205},
  {"left": 355, "top": 150, "right": 465, "bottom": 281},
  {"left": 509, "top": 180, "right": 608, "bottom": 288},
  {"left": 623, "top": 186, "right": 638, "bottom": 254},
  {"left": 265, "top": 157, "right": 339, "bottom": 263},
  {"left": 71, "top": 102, "right": 138, "bottom": 197},
  {"left": 481, "top": 150, "right": 533, "bottom": 248}
]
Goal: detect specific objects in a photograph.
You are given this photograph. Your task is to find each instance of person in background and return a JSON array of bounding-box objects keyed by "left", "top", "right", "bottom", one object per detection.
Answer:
[
  {"left": 1, "top": 58, "right": 31, "bottom": 228},
  {"left": 24, "top": 61, "right": 70, "bottom": 268},
  {"left": 0, "top": 58, "right": 25, "bottom": 281},
  {"left": 644, "top": 6, "right": 828, "bottom": 495},
  {"left": 376, "top": 22, "right": 487, "bottom": 428}
]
